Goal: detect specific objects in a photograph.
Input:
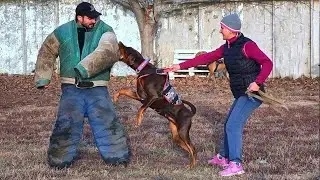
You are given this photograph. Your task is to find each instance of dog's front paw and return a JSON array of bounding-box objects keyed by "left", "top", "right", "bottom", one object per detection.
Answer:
[
  {"left": 134, "top": 114, "right": 143, "bottom": 127},
  {"left": 185, "top": 164, "right": 194, "bottom": 169},
  {"left": 112, "top": 94, "right": 119, "bottom": 104},
  {"left": 134, "top": 121, "right": 141, "bottom": 127}
]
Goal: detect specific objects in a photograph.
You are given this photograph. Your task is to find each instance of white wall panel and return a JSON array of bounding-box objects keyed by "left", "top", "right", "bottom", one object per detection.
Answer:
[
  {"left": 311, "top": 0, "right": 320, "bottom": 77},
  {"left": 24, "top": 1, "right": 58, "bottom": 74},
  {"left": 273, "top": 1, "right": 311, "bottom": 78},
  {"left": 156, "top": 8, "right": 199, "bottom": 67},
  {"left": 0, "top": 3, "right": 23, "bottom": 74}
]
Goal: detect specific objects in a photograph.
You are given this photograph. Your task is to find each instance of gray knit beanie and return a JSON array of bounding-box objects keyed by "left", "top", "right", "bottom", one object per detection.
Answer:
[{"left": 220, "top": 13, "right": 241, "bottom": 32}]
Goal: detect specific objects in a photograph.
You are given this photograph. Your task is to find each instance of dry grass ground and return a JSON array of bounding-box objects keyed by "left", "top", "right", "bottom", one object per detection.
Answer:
[{"left": 0, "top": 74, "right": 319, "bottom": 180}]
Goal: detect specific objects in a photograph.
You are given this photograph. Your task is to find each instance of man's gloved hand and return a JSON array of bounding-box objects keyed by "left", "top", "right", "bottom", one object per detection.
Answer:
[{"left": 37, "top": 85, "right": 49, "bottom": 89}]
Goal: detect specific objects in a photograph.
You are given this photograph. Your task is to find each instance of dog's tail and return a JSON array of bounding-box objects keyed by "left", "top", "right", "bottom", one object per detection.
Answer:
[{"left": 182, "top": 100, "right": 196, "bottom": 115}]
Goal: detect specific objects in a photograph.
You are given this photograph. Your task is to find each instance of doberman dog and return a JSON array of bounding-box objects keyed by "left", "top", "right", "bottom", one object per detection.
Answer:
[
  {"left": 195, "top": 51, "right": 229, "bottom": 85},
  {"left": 113, "top": 42, "right": 197, "bottom": 168}
]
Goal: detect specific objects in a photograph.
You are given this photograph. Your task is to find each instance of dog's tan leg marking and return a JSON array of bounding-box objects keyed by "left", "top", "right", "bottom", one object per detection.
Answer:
[
  {"left": 208, "top": 63, "right": 217, "bottom": 85},
  {"left": 224, "top": 69, "right": 229, "bottom": 80},
  {"left": 169, "top": 121, "right": 196, "bottom": 168},
  {"left": 135, "top": 97, "right": 157, "bottom": 127},
  {"left": 113, "top": 88, "right": 141, "bottom": 103}
]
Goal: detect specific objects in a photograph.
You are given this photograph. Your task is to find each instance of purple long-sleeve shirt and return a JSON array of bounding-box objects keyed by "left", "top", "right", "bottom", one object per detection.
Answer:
[{"left": 179, "top": 35, "right": 273, "bottom": 84}]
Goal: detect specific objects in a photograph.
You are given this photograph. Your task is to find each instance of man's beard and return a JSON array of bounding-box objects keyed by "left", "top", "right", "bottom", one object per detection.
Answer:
[{"left": 82, "top": 23, "right": 95, "bottom": 29}]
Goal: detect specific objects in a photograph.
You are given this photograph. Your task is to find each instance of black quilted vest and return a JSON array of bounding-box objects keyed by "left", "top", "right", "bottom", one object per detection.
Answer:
[{"left": 223, "top": 34, "right": 262, "bottom": 98}]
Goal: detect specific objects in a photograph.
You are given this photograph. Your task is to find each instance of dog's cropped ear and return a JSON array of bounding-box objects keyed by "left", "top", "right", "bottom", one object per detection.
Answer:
[
  {"left": 118, "top": 41, "right": 126, "bottom": 49},
  {"left": 118, "top": 41, "right": 128, "bottom": 60}
]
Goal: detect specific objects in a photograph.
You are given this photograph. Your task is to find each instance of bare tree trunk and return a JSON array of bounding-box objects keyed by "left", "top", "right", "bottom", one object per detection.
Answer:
[
  {"left": 141, "top": 25, "right": 154, "bottom": 60},
  {"left": 129, "top": 1, "right": 156, "bottom": 64},
  {"left": 141, "top": 5, "right": 156, "bottom": 64}
]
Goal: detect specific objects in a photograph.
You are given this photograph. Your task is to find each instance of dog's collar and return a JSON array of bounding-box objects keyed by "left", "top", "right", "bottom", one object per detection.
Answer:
[{"left": 136, "top": 58, "right": 150, "bottom": 73}]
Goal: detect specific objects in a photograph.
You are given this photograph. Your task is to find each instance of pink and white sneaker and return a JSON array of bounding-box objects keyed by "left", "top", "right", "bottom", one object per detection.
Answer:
[
  {"left": 207, "top": 154, "right": 229, "bottom": 167},
  {"left": 219, "top": 161, "right": 245, "bottom": 176}
]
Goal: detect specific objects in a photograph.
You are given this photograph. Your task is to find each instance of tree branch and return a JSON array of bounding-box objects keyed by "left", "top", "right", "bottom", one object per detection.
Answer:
[
  {"left": 109, "top": 0, "right": 132, "bottom": 10},
  {"left": 129, "top": 1, "right": 146, "bottom": 33}
]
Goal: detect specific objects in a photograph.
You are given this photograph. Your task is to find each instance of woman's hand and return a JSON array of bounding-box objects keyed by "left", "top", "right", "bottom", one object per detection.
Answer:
[
  {"left": 163, "top": 64, "right": 181, "bottom": 73},
  {"left": 247, "top": 82, "right": 260, "bottom": 92}
]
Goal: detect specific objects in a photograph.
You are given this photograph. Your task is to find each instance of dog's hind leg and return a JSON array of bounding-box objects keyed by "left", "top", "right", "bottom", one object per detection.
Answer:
[
  {"left": 113, "top": 88, "right": 141, "bottom": 103},
  {"left": 177, "top": 121, "right": 197, "bottom": 168},
  {"left": 207, "top": 63, "right": 217, "bottom": 86},
  {"left": 168, "top": 121, "right": 196, "bottom": 168}
]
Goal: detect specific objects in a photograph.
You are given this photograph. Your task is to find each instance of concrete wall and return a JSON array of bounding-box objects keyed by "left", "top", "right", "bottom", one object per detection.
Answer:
[
  {"left": 311, "top": 0, "right": 320, "bottom": 78},
  {"left": 0, "top": 0, "right": 319, "bottom": 78},
  {"left": 156, "top": 0, "right": 320, "bottom": 78}
]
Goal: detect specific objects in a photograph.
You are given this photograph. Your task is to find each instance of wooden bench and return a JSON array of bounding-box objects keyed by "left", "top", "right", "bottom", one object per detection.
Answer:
[{"left": 169, "top": 49, "right": 211, "bottom": 80}]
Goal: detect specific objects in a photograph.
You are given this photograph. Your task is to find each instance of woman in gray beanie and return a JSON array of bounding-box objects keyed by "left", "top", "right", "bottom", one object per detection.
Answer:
[{"left": 164, "top": 13, "right": 273, "bottom": 177}]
